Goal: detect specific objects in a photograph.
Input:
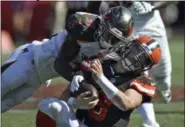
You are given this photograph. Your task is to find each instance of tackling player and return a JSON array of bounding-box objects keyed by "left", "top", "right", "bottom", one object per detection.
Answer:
[
  {"left": 36, "top": 36, "right": 161, "bottom": 127},
  {"left": 1, "top": 7, "right": 133, "bottom": 113}
]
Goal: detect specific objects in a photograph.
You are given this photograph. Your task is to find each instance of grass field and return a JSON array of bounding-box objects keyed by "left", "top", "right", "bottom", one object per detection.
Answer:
[
  {"left": 1, "top": 37, "right": 184, "bottom": 127},
  {"left": 2, "top": 102, "right": 184, "bottom": 127},
  {"left": 168, "top": 37, "right": 184, "bottom": 85}
]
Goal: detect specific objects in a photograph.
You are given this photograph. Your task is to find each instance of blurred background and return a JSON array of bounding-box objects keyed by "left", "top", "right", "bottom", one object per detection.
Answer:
[
  {"left": 1, "top": 1, "right": 184, "bottom": 55},
  {"left": 1, "top": 1, "right": 184, "bottom": 127}
]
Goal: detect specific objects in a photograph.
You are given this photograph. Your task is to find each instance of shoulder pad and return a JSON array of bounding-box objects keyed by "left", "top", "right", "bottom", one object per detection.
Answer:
[
  {"left": 129, "top": 75, "right": 156, "bottom": 97},
  {"left": 134, "top": 75, "right": 155, "bottom": 86}
]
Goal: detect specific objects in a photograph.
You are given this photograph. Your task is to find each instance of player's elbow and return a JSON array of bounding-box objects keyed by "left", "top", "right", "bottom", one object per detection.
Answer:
[
  {"left": 112, "top": 91, "right": 138, "bottom": 111},
  {"left": 119, "top": 99, "right": 136, "bottom": 111}
]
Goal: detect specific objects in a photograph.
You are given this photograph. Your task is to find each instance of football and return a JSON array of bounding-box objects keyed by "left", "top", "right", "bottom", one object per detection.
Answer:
[{"left": 71, "top": 81, "right": 99, "bottom": 98}]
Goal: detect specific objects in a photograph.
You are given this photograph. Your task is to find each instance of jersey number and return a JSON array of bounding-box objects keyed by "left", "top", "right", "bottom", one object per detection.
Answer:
[{"left": 88, "top": 93, "right": 111, "bottom": 121}]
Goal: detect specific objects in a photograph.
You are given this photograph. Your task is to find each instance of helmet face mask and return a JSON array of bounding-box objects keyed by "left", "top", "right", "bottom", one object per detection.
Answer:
[
  {"left": 97, "top": 24, "right": 125, "bottom": 49},
  {"left": 121, "top": 40, "right": 154, "bottom": 73},
  {"left": 102, "top": 27, "right": 122, "bottom": 45},
  {"left": 94, "top": 6, "right": 134, "bottom": 52}
]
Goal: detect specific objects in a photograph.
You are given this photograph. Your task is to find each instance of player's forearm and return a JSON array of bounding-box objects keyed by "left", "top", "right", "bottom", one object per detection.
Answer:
[
  {"left": 111, "top": 90, "right": 137, "bottom": 111},
  {"left": 95, "top": 74, "right": 135, "bottom": 111},
  {"left": 153, "top": 1, "right": 177, "bottom": 10},
  {"left": 54, "top": 58, "right": 74, "bottom": 81}
]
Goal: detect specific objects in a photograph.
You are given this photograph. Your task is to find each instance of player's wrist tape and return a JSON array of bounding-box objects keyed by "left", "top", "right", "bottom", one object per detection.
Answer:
[
  {"left": 96, "top": 74, "right": 119, "bottom": 100},
  {"left": 67, "top": 97, "right": 77, "bottom": 109}
]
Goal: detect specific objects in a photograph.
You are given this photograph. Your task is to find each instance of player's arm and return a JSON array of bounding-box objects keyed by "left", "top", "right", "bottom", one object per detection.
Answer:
[
  {"left": 54, "top": 35, "right": 80, "bottom": 81},
  {"left": 54, "top": 12, "right": 86, "bottom": 81},
  {"left": 54, "top": 11, "right": 93, "bottom": 80},
  {"left": 54, "top": 12, "right": 100, "bottom": 81},
  {"left": 129, "top": 1, "right": 177, "bottom": 15},
  {"left": 94, "top": 76, "right": 143, "bottom": 111},
  {"left": 116, "top": 79, "right": 155, "bottom": 110},
  {"left": 153, "top": 1, "right": 177, "bottom": 10},
  {"left": 113, "top": 87, "right": 143, "bottom": 110},
  {"left": 91, "top": 59, "right": 155, "bottom": 111}
]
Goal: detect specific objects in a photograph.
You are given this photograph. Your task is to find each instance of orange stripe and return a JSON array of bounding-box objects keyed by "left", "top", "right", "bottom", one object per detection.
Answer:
[
  {"left": 132, "top": 79, "right": 155, "bottom": 90},
  {"left": 131, "top": 85, "right": 154, "bottom": 97},
  {"left": 134, "top": 80, "right": 156, "bottom": 91},
  {"left": 130, "top": 81, "right": 156, "bottom": 97}
]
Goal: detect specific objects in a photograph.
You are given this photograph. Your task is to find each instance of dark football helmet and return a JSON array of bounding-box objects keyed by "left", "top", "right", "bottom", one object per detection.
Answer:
[{"left": 95, "top": 6, "right": 134, "bottom": 51}]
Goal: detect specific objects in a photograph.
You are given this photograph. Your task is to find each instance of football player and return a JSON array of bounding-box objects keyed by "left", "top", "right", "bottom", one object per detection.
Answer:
[
  {"left": 36, "top": 36, "right": 161, "bottom": 127},
  {"left": 1, "top": 6, "right": 133, "bottom": 113},
  {"left": 94, "top": 1, "right": 174, "bottom": 126}
]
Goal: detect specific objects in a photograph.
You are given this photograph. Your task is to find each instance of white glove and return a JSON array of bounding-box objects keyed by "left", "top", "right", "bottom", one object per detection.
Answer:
[
  {"left": 70, "top": 75, "right": 84, "bottom": 92},
  {"left": 130, "top": 2, "right": 154, "bottom": 15}
]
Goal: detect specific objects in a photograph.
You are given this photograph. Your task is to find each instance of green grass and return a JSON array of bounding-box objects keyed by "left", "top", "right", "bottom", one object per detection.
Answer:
[
  {"left": 130, "top": 113, "right": 184, "bottom": 127},
  {"left": 2, "top": 110, "right": 37, "bottom": 127},
  {"left": 2, "top": 102, "right": 184, "bottom": 127},
  {"left": 168, "top": 39, "right": 184, "bottom": 85},
  {"left": 129, "top": 102, "right": 184, "bottom": 127}
]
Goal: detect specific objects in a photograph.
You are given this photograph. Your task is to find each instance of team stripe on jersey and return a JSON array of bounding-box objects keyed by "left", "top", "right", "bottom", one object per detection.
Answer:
[
  {"left": 145, "top": 39, "right": 160, "bottom": 51},
  {"left": 130, "top": 81, "right": 156, "bottom": 97}
]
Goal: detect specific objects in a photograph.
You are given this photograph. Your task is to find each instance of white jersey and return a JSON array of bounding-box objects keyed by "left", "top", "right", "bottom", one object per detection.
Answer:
[
  {"left": 1, "top": 30, "right": 70, "bottom": 113},
  {"left": 32, "top": 30, "right": 68, "bottom": 83},
  {"left": 1, "top": 29, "right": 102, "bottom": 113},
  {"left": 33, "top": 30, "right": 102, "bottom": 83},
  {"left": 129, "top": 9, "right": 166, "bottom": 38}
]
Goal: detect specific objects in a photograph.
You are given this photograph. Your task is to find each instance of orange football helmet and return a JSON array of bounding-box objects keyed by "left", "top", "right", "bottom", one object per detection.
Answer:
[{"left": 121, "top": 36, "right": 161, "bottom": 72}]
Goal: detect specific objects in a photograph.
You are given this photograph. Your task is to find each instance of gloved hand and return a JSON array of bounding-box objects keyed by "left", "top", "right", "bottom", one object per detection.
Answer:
[
  {"left": 130, "top": 2, "right": 154, "bottom": 15},
  {"left": 70, "top": 75, "right": 84, "bottom": 92}
]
